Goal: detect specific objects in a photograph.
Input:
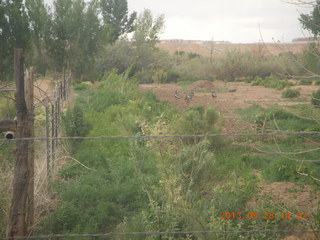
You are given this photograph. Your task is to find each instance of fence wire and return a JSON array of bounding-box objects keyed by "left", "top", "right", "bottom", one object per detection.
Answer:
[
  {"left": 1, "top": 229, "right": 320, "bottom": 240},
  {"left": 1, "top": 131, "right": 320, "bottom": 142}
]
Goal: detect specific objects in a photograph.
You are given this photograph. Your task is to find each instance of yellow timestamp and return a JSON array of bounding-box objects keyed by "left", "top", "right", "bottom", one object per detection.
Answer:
[{"left": 219, "top": 211, "right": 307, "bottom": 220}]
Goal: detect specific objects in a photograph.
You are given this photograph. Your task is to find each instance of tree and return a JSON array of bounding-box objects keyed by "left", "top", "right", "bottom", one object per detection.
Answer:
[
  {"left": 74, "top": 0, "right": 100, "bottom": 80},
  {"left": 132, "top": 9, "right": 165, "bottom": 49},
  {"left": 44, "top": 0, "right": 102, "bottom": 80},
  {"left": 5, "top": 0, "right": 30, "bottom": 48},
  {"left": 0, "top": 0, "right": 30, "bottom": 81},
  {"left": 99, "top": 0, "right": 137, "bottom": 43},
  {"left": 0, "top": 1, "right": 12, "bottom": 81},
  {"left": 25, "top": 0, "right": 50, "bottom": 74},
  {"left": 45, "top": 0, "right": 73, "bottom": 72},
  {"left": 299, "top": 1, "right": 320, "bottom": 37}
]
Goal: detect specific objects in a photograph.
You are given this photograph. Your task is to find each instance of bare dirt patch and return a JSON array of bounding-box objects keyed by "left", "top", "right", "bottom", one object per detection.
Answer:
[
  {"left": 186, "top": 80, "right": 216, "bottom": 92},
  {"left": 140, "top": 80, "right": 318, "bottom": 133},
  {"left": 259, "top": 182, "right": 319, "bottom": 212}
]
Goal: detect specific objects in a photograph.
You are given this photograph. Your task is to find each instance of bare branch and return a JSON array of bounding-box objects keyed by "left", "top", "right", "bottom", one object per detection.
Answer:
[{"left": 281, "top": 0, "right": 317, "bottom": 7}]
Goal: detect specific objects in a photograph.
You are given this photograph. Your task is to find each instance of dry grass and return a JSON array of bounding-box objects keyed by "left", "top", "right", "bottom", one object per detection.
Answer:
[{"left": 157, "top": 40, "right": 310, "bottom": 57}]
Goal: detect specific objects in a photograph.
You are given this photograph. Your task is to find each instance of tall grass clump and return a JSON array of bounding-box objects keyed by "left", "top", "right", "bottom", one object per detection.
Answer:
[
  {"left": 175, "top": 105, "right": 224, "bottom": 149},
  {"left": 61, "top": 105, "right": 92, "bottom": 153},
  {"left": 282, "top": 88, "right": 300, "bottom": 98},
  {"left": 311, "top": 89, "right": 320, "bottom": 107}
]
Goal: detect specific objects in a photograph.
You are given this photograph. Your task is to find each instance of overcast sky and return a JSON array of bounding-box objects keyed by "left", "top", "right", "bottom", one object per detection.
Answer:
[
  {"left": 127, "top": 0, "right": 313, "bottom": 43},
  {"left": 44, "top": 0, "right": 314, "bottom": 43}
]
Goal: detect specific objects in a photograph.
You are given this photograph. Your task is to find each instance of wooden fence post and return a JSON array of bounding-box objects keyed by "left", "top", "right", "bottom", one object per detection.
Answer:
[
  {"left": 7, "top": 48, "right": 34, "bottom": 239},
  {"left": 25, "top": 68, "right": 34, "bottom": 232},
  {"left": 45, "top": 105, "right": 51, "bottom": 178},
  {"left": 51, "top": 102, "right": 55, "bottom": 168}
]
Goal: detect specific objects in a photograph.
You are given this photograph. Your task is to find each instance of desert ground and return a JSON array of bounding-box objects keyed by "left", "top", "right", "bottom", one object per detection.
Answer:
[{"left": 140, "top": 79, "right": 317, "bottom": 133}]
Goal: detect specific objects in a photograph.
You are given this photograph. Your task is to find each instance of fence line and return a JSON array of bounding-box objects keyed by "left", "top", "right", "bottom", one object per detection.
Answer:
[
  {"left": 0, "top": 229, "right": 319, "bottom": 239},
  {"left": 36, "top": 73, "right": 72, "bottom": 178},
  {"left": 1, "top": 131, "right": 320, "bottom": 142}
]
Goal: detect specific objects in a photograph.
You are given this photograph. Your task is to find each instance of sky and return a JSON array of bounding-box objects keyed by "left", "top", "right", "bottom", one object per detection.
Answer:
[
  {"left": 127, "top": 0, "right": 312, "bottom": 43},
  {"left": 44, "top": 0, "right": 314, "bottom": 43}
]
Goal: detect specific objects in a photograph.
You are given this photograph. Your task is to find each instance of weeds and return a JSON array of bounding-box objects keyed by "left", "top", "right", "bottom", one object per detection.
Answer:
[
  {"left": 282, "top": 88, "right": 300, "bottom": 98},
  {"left": 311, "top": 89, "right": 320, "bottom": 107},
  {"left": 252, "top": 75, "right": 292, "bottom": 90}
]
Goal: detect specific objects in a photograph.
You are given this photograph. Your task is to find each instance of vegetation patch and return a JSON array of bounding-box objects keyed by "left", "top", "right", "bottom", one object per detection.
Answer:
[
  {"left": 251, "top": 75, "right": 292, "bottom": 90},
  {"left": 311, "top": 89, "right": 320, "bottom": 107},
  {"left": 281, "top": 88, "right": 300, "bottom": 98}
]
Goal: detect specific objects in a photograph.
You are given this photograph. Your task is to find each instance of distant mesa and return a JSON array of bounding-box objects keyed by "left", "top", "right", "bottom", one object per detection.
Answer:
[{"left": 160, "top": 39, "right": 231, "bottom": 44}]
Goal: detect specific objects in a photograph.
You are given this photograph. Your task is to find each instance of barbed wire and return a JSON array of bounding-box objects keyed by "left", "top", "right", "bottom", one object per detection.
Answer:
[
  {"left": 1, "top": 229, "right": 320, "bottom": 240},
  {"left": 1, "top": 131, "right": 320, "bottom": 142}
]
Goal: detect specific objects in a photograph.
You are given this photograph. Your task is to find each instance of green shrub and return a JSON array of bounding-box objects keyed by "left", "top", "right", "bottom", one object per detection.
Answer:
[
  {"left": 176, "top": 105, "right": 205, "bottom": 144},
  {"left": 61, "top": 105, "right": 92, "bottom": 153},
  {"left": 282, "top": 88, "right": 300, "bottom": 98},
  {"left": 251, "top": 75, "right": 291, "bottom": 90},
  {"left": 187, "top": 52, "right": 201, "bottom": 59},
  {"left": 299, "top": 78, "right": 313, "bottom": 85},
  {"left": 240, "top": 154, "right": 270, "bottom": 170},
  {"left": 205, "top": 106, "right": 218, "bottom": 126},
  {"left": 89, "top": 90, "right": 125, "bottom": 112},
  {"left": 300, "top": 43, "right": 320, "bottom": 75},
  {"left": 176, "top": 140, "right": 215, "bottom": 190},
  {"left": 45, "top": 170, "right": 148, "bottom": 234},
  {"left": 263, "top": 75, "right": 292, "bottom": 90},
  {"left": 262, "top": 158, "right": 318, "bottom": 183},
  {"left": 311, "top": 89, "right": 320, "bottom": 107},
  {"left": 212, "top": 49, "right": 292, "bottom": 82},
  {"left": 175, "top": 105, "right": 224, "bottom": 149},
  {"left": 211, "top": 182, "right": 258, "bottom": 212},
  {"left": 244, "top": 76, "right": 253, "bottom": 83},
  {"left": 251, "top": 76, "right": 263, "bottom": 86},
  {"left": 262, "top": 158, "right": 300, "bottom": 182},
  {"left": 166, "top": 70, "right": 181, "bottom": 82},
  {"left": 315, "top": 79, "right": 320, "bottom": 85},
  {"left": 73, "top": 82, "right": 92, "bottom": 91}
]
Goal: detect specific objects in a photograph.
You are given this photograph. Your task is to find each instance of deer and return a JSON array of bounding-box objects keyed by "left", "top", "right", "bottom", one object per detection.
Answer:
[
  {"left": 174, "top": 90, "right": 181, "bottom": 99},
  {"left": 184, "top": 91, "right": 194, "bottom": 104}
]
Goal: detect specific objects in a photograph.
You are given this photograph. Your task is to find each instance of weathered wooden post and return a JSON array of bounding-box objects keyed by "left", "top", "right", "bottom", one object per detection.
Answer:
[
  {"left": 7, "top": 48, "right": 34, "bottom": 239},
  {"left": 25, "top": 67, "right": 34, "bottom": 234},
  {"left": 45, "top": 105, "right": 51, "bottom": 178}
]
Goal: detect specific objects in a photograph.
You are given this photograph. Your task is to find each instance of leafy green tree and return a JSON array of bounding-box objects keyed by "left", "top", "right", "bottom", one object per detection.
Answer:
[
  {"left": 132, "top": 9, "right": 165, "bottom": 49},
  {"left": 25, "top": 0, "right": 50, "bottom": 74},
  {"left": 0, "top": 0, "right": 30, "bottom": 81},
  {"left": 45, "top": 0, "right": 100, "bottom": 80},
  {"left": 99, "top": 0, "right": 137, "bottom": 43},
  {"left": 0, "top": 1, "right": 12, "bottom": 81},
  {"left": 301, "top": 42, "right": 320, "bottom": 74},
  {"left": 45, "top": 0, "right": 73, "bottom": 72},
  {"left": 299, "top": 2, "right": 320, "bottom": 37},
  {"left": 5, "top": 0, "right": 30, "bottom": 48},
  {"left": 69, "top": 0, "right": 100, "bottom": 80}
]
